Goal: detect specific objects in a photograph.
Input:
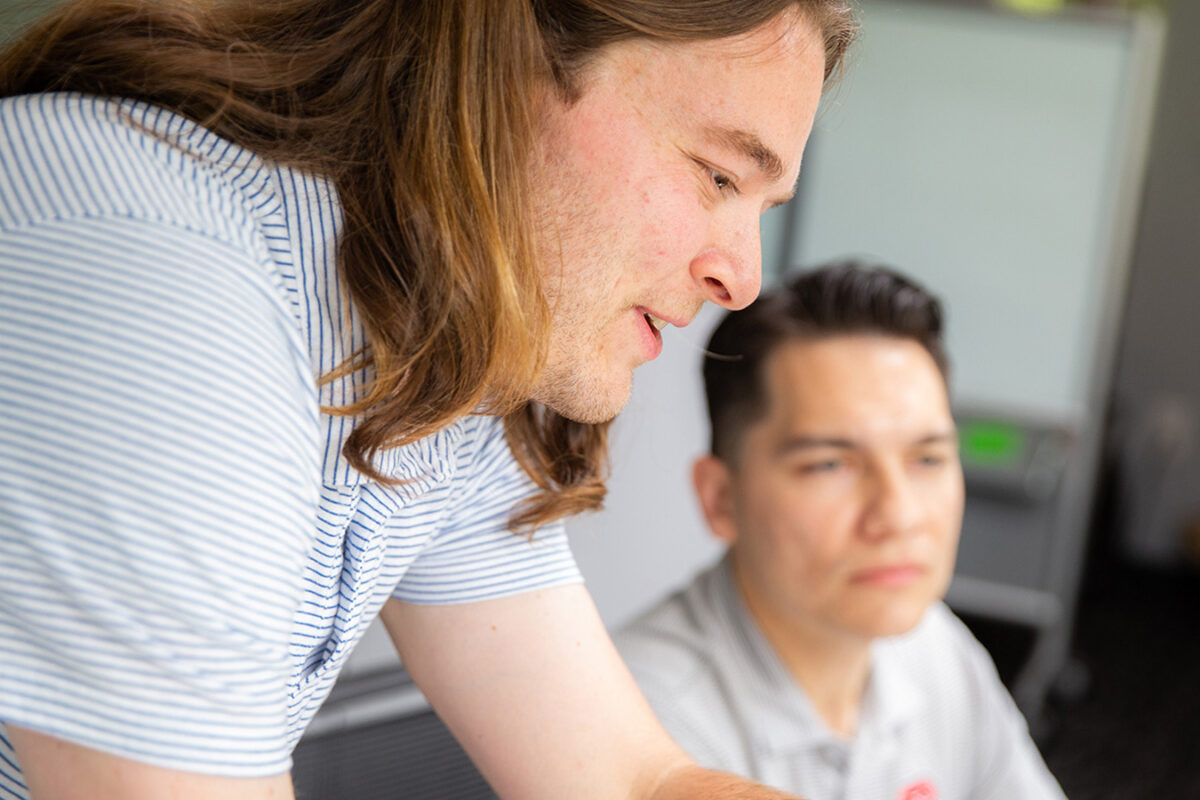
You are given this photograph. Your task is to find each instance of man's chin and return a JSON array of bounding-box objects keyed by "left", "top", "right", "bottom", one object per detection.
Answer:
[
  {"left": 531, "top": 375, "right": 632, "bottom": 425},
  {"left": 860, "top": 600, "right": 932, "bottom": 640}
]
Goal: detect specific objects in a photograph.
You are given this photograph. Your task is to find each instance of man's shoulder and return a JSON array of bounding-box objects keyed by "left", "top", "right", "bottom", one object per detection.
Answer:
[
  {"left": 891, "top": 602, "right": 990, "bottom": 659},
  {"left": 0, "top": 92, "right": 277, "bottom": 243},
  {"left": 614, "top": 564, "right": 731, "bottom": 692},
  {"left": 877, "top": 602, "right": 1006, "bottom": 705},
  {"left": 613, "top": 563, "right": 757, "bottom": 772},
  {"left": 876, "top": 609, "right": 1066, "bottom": 798}
]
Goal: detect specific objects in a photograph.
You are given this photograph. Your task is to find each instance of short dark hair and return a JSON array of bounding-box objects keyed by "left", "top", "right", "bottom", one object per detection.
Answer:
[{"left": 703, "top": 259, "right": 949, "bottom": 463}]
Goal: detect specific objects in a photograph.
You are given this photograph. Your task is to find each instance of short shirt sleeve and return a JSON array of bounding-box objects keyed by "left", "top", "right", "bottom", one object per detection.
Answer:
[
  {"left": 0, "top": 213, "right": 321, "bottom": 776},
  {"left": 391, "top": 415, "right": 583, "bottom": 605}
]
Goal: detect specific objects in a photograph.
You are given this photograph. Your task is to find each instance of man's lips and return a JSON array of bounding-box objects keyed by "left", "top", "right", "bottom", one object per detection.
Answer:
[
  {"left": 633, "top": 308, "right": 665, "bottom": 361},
  {"left": 633, "top": 306, "right": 696, "bottom": 362},
  {"left": 637, "top": 306, "right": 692, "bottom": 330},
  {"left": 849, "top": 563, "right": 926, "bottom": 587}
]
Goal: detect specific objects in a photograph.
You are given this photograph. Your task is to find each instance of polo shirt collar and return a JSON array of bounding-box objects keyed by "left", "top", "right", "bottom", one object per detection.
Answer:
[{"left": 707, "top": 555, "right": 924, "bottom": 756}]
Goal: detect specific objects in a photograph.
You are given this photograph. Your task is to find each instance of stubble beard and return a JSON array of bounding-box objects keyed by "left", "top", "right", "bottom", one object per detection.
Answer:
[
  {"left": 528, "top": 111, "right": 636, "bottom": 424},
  {"left": 531, "top": 347, "right": 634, "bottom": 424}
]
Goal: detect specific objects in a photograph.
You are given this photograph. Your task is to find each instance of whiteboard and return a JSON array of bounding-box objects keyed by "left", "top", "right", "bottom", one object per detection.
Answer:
[{"left": 783, "top": 0, "right": 1156, "bottom": 421}]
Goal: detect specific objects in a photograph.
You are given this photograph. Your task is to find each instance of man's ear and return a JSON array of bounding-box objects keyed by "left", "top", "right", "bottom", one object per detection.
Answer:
[{"left": 692, "top": 455, "right": 739, "bottom": 546}]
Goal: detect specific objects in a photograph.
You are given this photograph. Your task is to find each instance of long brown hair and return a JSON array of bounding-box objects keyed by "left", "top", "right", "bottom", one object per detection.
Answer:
[{"left": 0, "top": 0, "right": 855, "bottom": 530}]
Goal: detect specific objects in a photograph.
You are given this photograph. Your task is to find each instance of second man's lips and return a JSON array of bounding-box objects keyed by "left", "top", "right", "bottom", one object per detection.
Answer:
[{"left": 850, "top": 563, "right": 925, "bottom": 581}]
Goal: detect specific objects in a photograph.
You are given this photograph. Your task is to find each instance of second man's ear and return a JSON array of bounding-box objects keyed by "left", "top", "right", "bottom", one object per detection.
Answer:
[{"left": 692, "top": 455, "right": 739, "bottom": 547}]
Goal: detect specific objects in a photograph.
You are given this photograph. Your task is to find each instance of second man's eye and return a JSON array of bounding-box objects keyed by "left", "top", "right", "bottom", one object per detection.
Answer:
[
  {"left": 799, "top": 459, "right": 843, "bottom": 474},
  {"left": 912, "top": 453, "right": 955, "bottom": 472}
]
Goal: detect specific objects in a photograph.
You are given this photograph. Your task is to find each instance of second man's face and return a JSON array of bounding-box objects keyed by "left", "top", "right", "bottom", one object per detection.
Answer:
[
  {"left": 527, "top": 10, "right": 826, "bottom": 423},
  {"left": 720, "top": 335, "right": 964, "bottom": 644}
]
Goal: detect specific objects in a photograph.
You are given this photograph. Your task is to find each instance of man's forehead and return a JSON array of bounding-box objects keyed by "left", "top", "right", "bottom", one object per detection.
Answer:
[
  {"left": 768, "top": 335, "right": 946, "bottom": 381},
  {"left": 591, "top": 15, "right": 821, "bottom": 167},
  {"left": 686, "top": 5, "right": 816, "bottom": 62},
  {"left": 758, "top": 337, "right": 954, "bottom": 440}
]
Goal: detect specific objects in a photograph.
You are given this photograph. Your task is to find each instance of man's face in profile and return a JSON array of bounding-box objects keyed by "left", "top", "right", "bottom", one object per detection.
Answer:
[
  {"left": 527, "top": 10, "right": 826, "bottom": 424},
  {"left": 703, "top": 334, "right": 964, "bottom": 644}
]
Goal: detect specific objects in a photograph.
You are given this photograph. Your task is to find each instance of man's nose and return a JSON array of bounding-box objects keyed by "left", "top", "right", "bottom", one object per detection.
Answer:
[
  {"left": 861, "top": 462, "right": 923, "bottom": 541},
  {"left": 689, "top": 215, "right": 763, "bottom": 310}
]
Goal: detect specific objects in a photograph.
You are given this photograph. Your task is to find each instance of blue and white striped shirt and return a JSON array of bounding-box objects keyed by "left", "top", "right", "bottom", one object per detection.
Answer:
[{"left": 0, "top": 92, "right": 581, "bottom": 797}]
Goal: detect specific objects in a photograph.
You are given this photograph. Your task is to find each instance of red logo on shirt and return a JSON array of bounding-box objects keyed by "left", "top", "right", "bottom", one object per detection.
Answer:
[{"left": 897, "top": 780, "right": 937, "bottom": 800}]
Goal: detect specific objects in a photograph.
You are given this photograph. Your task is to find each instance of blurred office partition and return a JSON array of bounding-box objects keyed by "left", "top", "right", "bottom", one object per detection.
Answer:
[{"left": 779, "top": 0, "right": 1164, "bottom": 720}]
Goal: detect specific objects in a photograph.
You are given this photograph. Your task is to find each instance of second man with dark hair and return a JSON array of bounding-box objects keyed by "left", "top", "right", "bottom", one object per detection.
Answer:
[{"left": 616, "top": 261, "right": 1068, "bottom": 800}]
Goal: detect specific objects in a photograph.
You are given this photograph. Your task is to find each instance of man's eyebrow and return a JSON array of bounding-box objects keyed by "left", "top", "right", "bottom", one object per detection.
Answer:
[
  {"left": 773, "top": 435, "right": 857, "bottom": 458},
  {"left": 706, "top": 124, "right": 785, "bottom": 183},
  {"left": 914, "top": 432, "right": 959, "bottom": 446},
  {"left": 772, "top": 431, "right": 959, "bottom": 458}
]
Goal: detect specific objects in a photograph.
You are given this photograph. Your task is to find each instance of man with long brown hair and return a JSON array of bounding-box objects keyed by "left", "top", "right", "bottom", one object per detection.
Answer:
[{"left": 0, "top": 1, "right": 854, "bottom": 797}]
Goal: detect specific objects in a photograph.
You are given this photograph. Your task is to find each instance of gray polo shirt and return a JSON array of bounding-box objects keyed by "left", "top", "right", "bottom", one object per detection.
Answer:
[{"left": 615, "top": 557, "right": 1067, "bottom": 800}]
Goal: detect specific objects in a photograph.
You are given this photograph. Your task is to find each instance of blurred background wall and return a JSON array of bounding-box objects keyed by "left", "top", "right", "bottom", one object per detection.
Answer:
[{"left": 1107, "top": 0, "right": 1200, "bottom": 568}]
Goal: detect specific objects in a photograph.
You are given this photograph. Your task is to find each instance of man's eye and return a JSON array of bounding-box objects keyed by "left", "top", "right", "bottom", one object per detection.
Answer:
[
  {"left": 710, "top": 168, "right": 738, "bottom": 194},
  {"left": 799, "top": 460, "right": 842, "bottom": 474}
]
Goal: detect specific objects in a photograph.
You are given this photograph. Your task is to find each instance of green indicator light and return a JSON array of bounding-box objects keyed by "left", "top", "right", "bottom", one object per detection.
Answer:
[{"left": 960, "top": 421, "right": 1026, "bottom": 466}]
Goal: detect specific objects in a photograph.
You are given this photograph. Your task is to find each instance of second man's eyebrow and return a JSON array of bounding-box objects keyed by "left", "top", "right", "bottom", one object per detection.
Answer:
[
  {"left": 705, "top": 124, "right": 785, "bottom": 183},
  {"left": 773, "top": 435, "right": 857, "bottom": 458},
  {"left": 914, "top": 432, "right": 960, "bottom": 447},
  {"left": 773, "top": 431, "right": 960, "bottom": 458}
]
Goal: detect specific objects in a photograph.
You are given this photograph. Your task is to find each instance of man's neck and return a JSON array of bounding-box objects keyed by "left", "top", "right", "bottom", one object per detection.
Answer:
[{"left": 730, "top": 558, "right": 872, "bottom": 737}]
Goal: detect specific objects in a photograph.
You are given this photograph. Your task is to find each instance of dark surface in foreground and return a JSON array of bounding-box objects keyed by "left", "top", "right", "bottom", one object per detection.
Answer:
[{"left": 966, "top": 556, "right": 1200, "bottom": 800}]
